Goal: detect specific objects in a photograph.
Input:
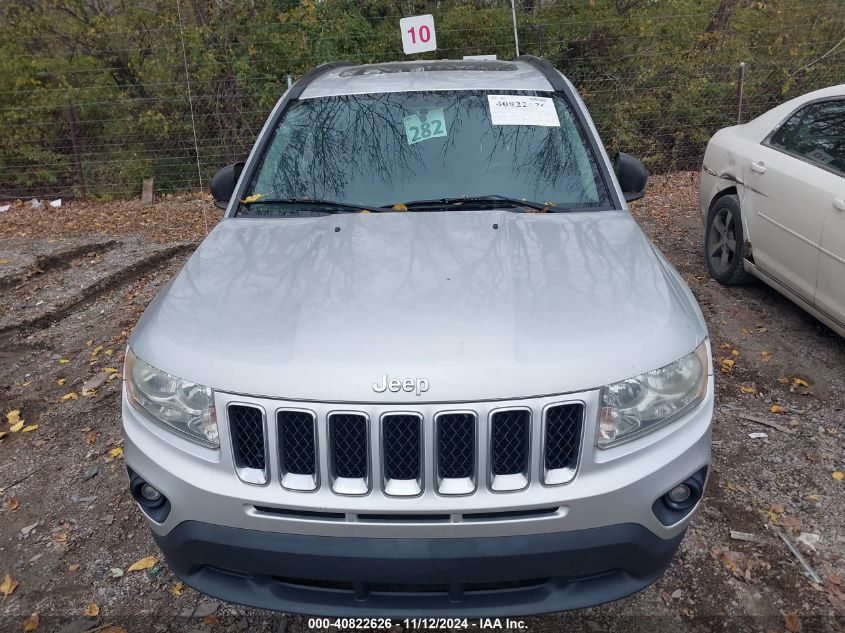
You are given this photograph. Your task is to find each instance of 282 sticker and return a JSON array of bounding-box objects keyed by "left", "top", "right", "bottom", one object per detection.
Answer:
[{"left": 403, "top": 108, "right": 448, "bottom": 145}]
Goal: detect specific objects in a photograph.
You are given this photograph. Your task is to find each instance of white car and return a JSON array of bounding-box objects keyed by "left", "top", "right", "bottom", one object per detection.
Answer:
[{"left": 700, "top": 85, "right": 845, "bottom": 337}]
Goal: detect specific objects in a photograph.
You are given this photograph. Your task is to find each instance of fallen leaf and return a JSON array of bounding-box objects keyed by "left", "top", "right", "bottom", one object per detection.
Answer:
[
  {"left": 0, "top": 258, "right": 11, "bottom": 265},
  {"left": 1, "top": 573, "right": 19, "bottom": 596},
  {"left": 8, "top": 497, "right": 18, "bottom": 510},
  {"left": 68, "top": 564, "right": 80, "bottom": 572},
  {"left": 59, "top": 358, "right": 70, "bottom": 365},
  {"left": 731, "top": 349, "right": 740, "bottom": 356},
  {"left": 770, "top": 405, "right": 788, "bottom": 414},
  {"left": 793, "top": 378, "right": 810, "bottom": 387},
  {"left": 60, "top": 392, "right": 78, "bottom": 402},
  {"left": 777, "top": 377, "right": 790, "bottom": 384},
  {"left": 108, "top": 447, "right": 123, "bottom": 458},
  {"left": 761, "top": 350, "right": 772, "bottom": 363},
  {"left": 10, "top": 421, "right": 24, "bottom": 432},
  {"left": 56, "top": 378, "right": 66, "bottom": 386},
  {"left": 85, "top": 340, "right": 93, "bottom": 347},
  {"left": 740, "top": 386, "right": 757, "bottom": 394},
  {"left": 201, "top": 615, "right": 219, "bottom": 625},
  {"left": 171, "top": 581, "right": 184, "bottom": 596},
  {"left": 86, "top": 431, "right": 97, "bottom": 445},
  {"left": 55, "top": 532, "right": 67, "bottom": 542},
  {"left": 761, "top": 509, "right": 779, "bottom": 523},
  {"left": 23, "top": 613, "right": 39, "bottom": 632},
  {"left": 85, "top": 603, "right": 99, "bottom": 617},
  {"left": 784, "top": 612, "right": 802, "bottom": 632},
  {"left": 104, "top": 349, "right": 114, "bottom": 356},
  {"left": 719, "top": 342, "right": 732, "bottom": 349},
  {"left": 391, "top": 203, "right": 408, "bottom": 211},
  {"left": 127, "top": 556, "right": 156, "bottom": 572},
  {"left": 6, "top": 409, "right": 21, "bottom": 425},
  {"left": 827, "top": 585, "right": 845, "bottom": 614},
  {"left": 21, "top": 381, "right": 31, "bottom": 387},
  {"left": 833, "top": 471, "right": 844, "bottom": 481},
  {"left": 104, "top": 367, "right": 119, "bottom": 373},
  {"left": 21, "top": 424, "right": 38, "bottom": 433}
]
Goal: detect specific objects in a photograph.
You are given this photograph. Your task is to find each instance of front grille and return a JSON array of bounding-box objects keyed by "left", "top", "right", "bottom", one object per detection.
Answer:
[
  {"left": 544, "top": 404, "right": 583, "bottom": 478},
  {"left": 278, "top": 410, "right": 316, "bottom": 475},
  {"left": 329, "top": 413, "right": 368, "bottom": 480},
  {"left": 228, "top": 405, "right": 266, "bottom": 482},
  {"left": 223, "top": 397, "right": 585, "bottom": 497},
  {"left": 490, "top": 409, "right": 529, "bottom": 475},
  {"left": 436, "top": 413, "right": 475, "bottom": 479},
  {"left": 382, "top": 414, "right": 422, "bottom": 482}
]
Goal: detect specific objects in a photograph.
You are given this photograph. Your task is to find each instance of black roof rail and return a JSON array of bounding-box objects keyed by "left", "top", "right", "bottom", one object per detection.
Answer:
[
  {"left": 287, "top": 61, "right": 354, "bottom": 99},
  {"left": 514, "top": 55, "right": 567, "bottom": 92}
]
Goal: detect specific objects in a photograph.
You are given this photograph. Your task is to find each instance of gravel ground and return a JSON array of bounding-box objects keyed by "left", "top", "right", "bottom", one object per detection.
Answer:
[{"left": 0, "top": 173, "right": 843, "bottom": 633}]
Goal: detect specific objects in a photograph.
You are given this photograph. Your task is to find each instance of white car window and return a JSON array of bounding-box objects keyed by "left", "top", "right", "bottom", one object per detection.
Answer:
[{"left": 768, "top": 99, "right": 845, "bottom": 176}]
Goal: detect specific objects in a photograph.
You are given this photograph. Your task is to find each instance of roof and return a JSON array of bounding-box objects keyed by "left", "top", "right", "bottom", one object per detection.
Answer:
[{"left": 299, "top": 59, "right": 556, "bottom": 99}]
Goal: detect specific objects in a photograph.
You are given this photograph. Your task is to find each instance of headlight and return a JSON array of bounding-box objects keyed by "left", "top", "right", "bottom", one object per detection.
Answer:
[
  {"left": 124, "top": 349, "right": 219, "bottom": 448},
  {"left": 597, "top": 341, "right": 709, "bottom": 448}
]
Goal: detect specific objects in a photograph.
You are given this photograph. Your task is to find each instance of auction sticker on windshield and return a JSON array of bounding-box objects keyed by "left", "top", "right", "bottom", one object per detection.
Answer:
[
  {"left": 403, "top": 108, "right": 448, "bottom": 145},
  {"left": 487, "top": 95, "right": 560, "bottom": 127}
]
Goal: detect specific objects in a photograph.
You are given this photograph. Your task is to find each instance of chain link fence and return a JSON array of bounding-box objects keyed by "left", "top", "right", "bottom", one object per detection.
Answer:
[{"left": 0, "top": 0, "right": 842, "bottom": 201}]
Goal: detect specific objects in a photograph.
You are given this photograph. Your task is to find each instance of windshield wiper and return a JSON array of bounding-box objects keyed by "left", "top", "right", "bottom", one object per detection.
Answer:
[
  {"left": 384, "top": 195, "right": 552, "bottom": 212},
  {"left": 240, "top": 198, "right": 380, "bottom": 214}
]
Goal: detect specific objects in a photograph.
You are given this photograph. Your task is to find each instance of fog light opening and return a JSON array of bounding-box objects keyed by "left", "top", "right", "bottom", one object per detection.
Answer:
[
  {"left": 127, "top": 467, "right": 171, "bottom": 522},
  {"left": 652, "top": 466, "right": 708, "bottom": 526}
]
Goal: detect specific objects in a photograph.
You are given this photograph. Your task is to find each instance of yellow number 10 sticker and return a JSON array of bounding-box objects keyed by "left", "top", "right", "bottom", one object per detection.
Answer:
[{"left": 403, "top": 108, "right": 447, "bottom": 145}]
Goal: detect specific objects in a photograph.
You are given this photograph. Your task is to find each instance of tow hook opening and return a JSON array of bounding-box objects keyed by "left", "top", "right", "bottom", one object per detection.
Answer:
[{"left": 652, "top": 466, "right": 708, "bottom": 526}]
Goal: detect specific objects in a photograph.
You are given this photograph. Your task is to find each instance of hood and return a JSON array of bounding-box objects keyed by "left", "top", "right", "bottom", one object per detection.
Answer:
[{"left": 131, "top": 210, "right": 706, "bottom": 402}]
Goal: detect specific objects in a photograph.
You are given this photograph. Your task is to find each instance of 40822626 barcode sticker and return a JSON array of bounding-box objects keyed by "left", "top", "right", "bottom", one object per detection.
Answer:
[{"left": 487, "top": 95, "right": 560, "bottom": 127}]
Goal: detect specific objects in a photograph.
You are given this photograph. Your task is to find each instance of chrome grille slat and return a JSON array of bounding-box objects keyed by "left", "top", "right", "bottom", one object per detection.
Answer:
[
  {"left": 278, "top": 409, "right": 318, "bottom": 491},
  {"left": 382, "top": 413, "right": 423, "bottom": 496},
  {"left": 489, "top": 408, "right": 531, "bottom": 492},
  {"left": 543, "top": 403, "right": 583, "bottom": 485},
  {"left": 434, "top": 412, "right": 476, "bottom": 495},
  {"left": 328, "top": 412, "right": 369, "bottom": 494},
  {"left": 228, "top": 404, "right": 268, "bottom": 485}
]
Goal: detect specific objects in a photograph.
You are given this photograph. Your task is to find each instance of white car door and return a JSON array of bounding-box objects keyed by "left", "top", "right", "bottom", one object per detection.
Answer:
[
  {"left": 812, "top": 100, "right": 845, "bottom": 326},
  {"left": 740, "top": 101, "right": 841, "bottom": 303}
]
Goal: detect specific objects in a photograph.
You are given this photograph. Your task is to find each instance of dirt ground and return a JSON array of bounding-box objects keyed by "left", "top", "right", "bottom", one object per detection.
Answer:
[{"left": 1, "top": 174, "right": 843, "bottom": 633}]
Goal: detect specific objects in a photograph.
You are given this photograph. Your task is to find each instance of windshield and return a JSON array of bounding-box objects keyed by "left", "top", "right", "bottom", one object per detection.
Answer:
[{"left": 240, "top": 90, "right": 613, "bottom": 215}]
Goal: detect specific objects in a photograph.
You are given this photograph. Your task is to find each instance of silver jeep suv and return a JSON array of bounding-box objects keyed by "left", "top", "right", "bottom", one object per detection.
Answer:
[{"left": 122, "top": 56, "right": 713, "bottom": 616}]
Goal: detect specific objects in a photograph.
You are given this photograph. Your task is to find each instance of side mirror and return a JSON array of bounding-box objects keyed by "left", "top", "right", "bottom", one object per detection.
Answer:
[
  {"left": 210, "top": 162, "right": 244, "bottom": 210},
  {"left": 614, "top": 152, "right": 648, "bottom": 202}
]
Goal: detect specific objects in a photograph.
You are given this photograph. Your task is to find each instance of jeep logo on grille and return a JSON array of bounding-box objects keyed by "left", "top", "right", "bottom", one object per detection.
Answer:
[{"left": 372, "top": 374, "right": 430, "bottom": 396}]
